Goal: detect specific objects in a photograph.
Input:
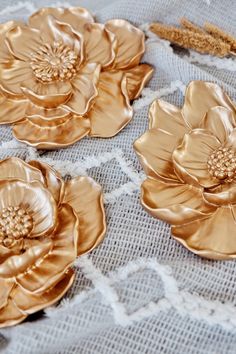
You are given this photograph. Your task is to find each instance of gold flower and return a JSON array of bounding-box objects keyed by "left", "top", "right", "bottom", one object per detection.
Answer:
[
  {"left": 0, "top": 157, "right": 106, "bottom": 327},
  {"left": 134, "top": 81, "right": 236, "bottom": 260},
  {"left": 0, "top": 8, "right": 153, "bottom": 149}
]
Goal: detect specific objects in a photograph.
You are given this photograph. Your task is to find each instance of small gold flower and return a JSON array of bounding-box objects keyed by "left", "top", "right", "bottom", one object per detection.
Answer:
[
  {"left": 0, "top": 7, "right": 153, "bottom": 149},
  {"left": 134, "top": 81, "right": 236, "bottom": 260},
  {"left": 0, "top": 157, "right": 106, "bottom": 327}
]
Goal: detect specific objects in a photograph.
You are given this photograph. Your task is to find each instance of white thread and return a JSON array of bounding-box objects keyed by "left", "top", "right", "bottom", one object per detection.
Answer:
[
  {"left": 133, "top": 81, "right": 186, "bottom": 111},
  {"left": 0, "top": 139, "right": 26, "bottom": 149},
  {"left": 41, "top": 150, "right": 123, "bottom": 172},
  {"left": 75, "top": 256, "right": 132, "bottom": 326},
  {"left": 104, "top": 180, "right": 142, "bottom": 203},
  {"left": 114, "top": 153, "right": 144, "bottom": 185},
  {"left": 46, "top": 255, "right": 236, "bottom": 331},
  {"left": 36, "top": 157, "right": 88, "bottom": 177},
  {"left": 26, "top": 147, "right": 39, "bottom": 160},
  {"left": 185, "top": 51, "right": 236, "bottom": 72},
  {"left": 36, "top": 149, "right": 142, "bottom": 204}
]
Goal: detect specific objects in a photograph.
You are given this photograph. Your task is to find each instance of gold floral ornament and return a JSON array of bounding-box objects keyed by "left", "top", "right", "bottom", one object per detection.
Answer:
[
  {"left": 0, "top": 8, "right": 153, "bottom": 149},
  {"left": 0, "top": 157, "right": 106, "bottom": 327},
  {"left": 134, "top": 81, "right": 236, "bottom": 260}
]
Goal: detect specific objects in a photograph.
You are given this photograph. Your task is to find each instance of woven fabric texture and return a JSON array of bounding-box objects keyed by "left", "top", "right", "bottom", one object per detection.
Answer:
[{"left": 0, "top": 0, "right": 236, "bottom": 353}]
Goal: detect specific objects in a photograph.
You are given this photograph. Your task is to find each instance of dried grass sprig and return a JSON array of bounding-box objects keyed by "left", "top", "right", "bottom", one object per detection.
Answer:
[
  {"left": 180, "top": 18, "right": 205, "bottom": 34},
  {"left": 150, "top": 22, "right": 231, "bottom": 57},
  {"left": 204, "top": 22, "right": 236, "bottom": 52}
]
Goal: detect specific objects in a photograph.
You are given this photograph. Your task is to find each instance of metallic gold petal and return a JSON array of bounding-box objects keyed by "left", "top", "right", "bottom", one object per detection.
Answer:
[
  {"left": 204, "top": 183, "right": 236, "bottom": 206},
  {"left": 23, "top": 237, "right": 49, "bottom": 250},
  {"left": 134, "top": 128, "right": 180, "bottom": 182},
  {"left": 63, "top": 176, "right": 106, "bottom": 255},
  {"left": 6, "top": 25, "right": 41, "bottom": 61},
  {"left": 6, "top": 240, "right": 24, "bottom": 256},
  {"left": 16, "top": 204, "right": 78, "bottom": 293},
  {"left": 141, "top": 178, "right": 216, "bottom": 225},
  {"left": 0, "top": 157, "right": 44, "bottom": 184},
  {"left": 27, "top": 180, "right": 58, "bottom": 237},
  {"left": 12, "top": 268, "right": 74, "bottom": 315},
  {"left": 149, "top": 99, "right": 188, "bottom": 134},
  {"left": 182, "top": 81, "right": 236, "bottom": 129},
  {"left": 21, "top": 78, "right": 72, "bottom": 108},
  {"left": 0, "top": 180, "right": 57, "bottom": 238},
  {"left": 0, "top": 60, "right": 33, "bottom": 96},
  {"left": 172, "top": 206, "right": 236, "bottom": 260},
  {"left": 0, "top": 95, "right": 27, "bottom": 124},
  {"left": 13, "top": 115, "right": 90, "bottom": 149},
  {"left": 26, "top": 101, "right": 71, "bottom": 128},
  {"left": 125, "top": 64, "right": 154, "bottom": 100},
  {"left": 83, "top": 23, "right": 116, "bottom": 68},
  {"left": 62, "top": 63, "right": 100, "bottom": 115},
  {"left": 29, "top": 7, "right": 94, "bottom": 32},
  {"left": 0, "top": 279, "right": 14, "bottom": 310},
  {"left": 225, "top": 129, "right": 236, "bottom": 150},
  {"left": 0, "top": 298, "right": 27, "bottom": 328},
  {"left": 173, "top": 129, "right": 221, "bottom": 188},
  {"left": 0, "top": 21, "right": 23, "bottom": 62},
  {"left": 26, "top": 103, "right": 70, "bottom": 120},
  {"left": 200, "top": 106, "right": 234, "bottom": 144},
  {"left": 28, "top": 115, "right": 71, "bottom": 128},
  {"left": 105, "top": 19, "right": 145, "bottom": 70},
  {"left": 29, "top": 160, "right": 64, "bottom": 204},
  {"left": 0, "top": 245, "right": 15, "bottom": 264},
  {"left": 39, "top": 16, "right": 82, "bottom": 56},
  {"left": 0, "top": 240, "right": 52, "bottom": 278},
  {"left": 89, "top": 71, "right": 133, "bottom": 137}
]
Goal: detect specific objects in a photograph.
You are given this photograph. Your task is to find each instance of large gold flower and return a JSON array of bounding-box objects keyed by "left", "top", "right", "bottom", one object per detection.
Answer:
[
  {"left": 134, "top": 81, "right": 236, "bottom": 260},
  {"left": 0, "top": 157, "right": 106, "bottom": 327},
  {"left": 0, "top": 7, "right": 153, "bottom": 149}
]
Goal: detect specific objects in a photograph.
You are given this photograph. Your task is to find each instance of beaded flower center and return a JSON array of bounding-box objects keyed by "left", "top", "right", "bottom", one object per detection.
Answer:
[
  {"left": 207, "top": 146, "right": 236, "bottom": 183},
  {"left": 0, "top": 206, "right": 33, "bottom": 248},
  {"left": 30, "top": 42, "right": 78, "bottom": 82}
]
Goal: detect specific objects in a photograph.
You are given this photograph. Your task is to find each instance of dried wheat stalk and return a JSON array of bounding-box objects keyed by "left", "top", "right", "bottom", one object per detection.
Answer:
[
  {"left": 150, "top": 22, "right": 231, "bottom": 57},
  {"left": 204, "top": 22, "right": 236, "bottom": 52},
  {"left": 180, "top": 18, "right": 205, "bottom": 34}
]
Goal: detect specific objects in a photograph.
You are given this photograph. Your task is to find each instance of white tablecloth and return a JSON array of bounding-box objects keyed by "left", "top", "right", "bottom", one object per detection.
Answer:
[{"left": 0, "top": 0, "right": 236, "bottom": 353}]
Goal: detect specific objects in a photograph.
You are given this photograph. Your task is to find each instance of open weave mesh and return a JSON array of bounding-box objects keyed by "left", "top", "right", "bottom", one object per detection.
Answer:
[{"left": 1, "top": 0, "right": 236, "bottom": 353}]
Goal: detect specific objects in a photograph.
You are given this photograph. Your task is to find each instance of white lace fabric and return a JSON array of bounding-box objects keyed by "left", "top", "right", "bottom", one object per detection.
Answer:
[{"left": 1, "top": 1, "right": 236, "bottom": 353}]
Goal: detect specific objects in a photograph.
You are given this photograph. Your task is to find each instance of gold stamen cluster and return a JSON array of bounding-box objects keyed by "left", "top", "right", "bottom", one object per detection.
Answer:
[
  {"left": 30, "top": 41, "right": 78, "bottom": 82},
  {"left": 150, "top": 18, "right": 236, "bottom": 57},
  {"left": 0, "top": 206, "right": 33, "bottom": 247},
  {"left": 208, "top": 146, "right": 236, "bottom": 182}
]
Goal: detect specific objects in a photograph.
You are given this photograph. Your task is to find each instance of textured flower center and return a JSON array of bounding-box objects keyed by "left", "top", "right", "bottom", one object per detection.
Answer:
[
  {"left": 0, "top": 206, "right": 33, "bottom": 247},
  {"left": 207, "top": 146, "right": 236, "bottom": 183},
  {"left": 30, "top": 42, "right": 78, "bottom": 82}
]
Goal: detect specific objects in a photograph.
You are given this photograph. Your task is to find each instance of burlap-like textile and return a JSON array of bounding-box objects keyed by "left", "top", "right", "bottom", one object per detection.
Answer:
[{"left": 0, "top": 0, "right": 236, "bottom": 353}]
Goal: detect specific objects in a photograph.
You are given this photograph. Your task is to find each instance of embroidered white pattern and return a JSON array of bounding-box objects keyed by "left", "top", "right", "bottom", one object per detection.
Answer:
[
  {"left": 31, "top": 149, "right": 144, "bottom": 204},
  {"left": 133, "top": 81, "right": 186, "bottom": 111},
  {"left": 184, "top": 51, "right": 236, "bottom": 72},
  {"left": 46, "top": 255, "right": 236, "bottom": 331}
]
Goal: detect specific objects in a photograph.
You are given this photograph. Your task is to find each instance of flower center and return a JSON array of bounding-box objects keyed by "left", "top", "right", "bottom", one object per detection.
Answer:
[
  {"left": 207, "top": 146, "right": 236, "bottom": 183},
  {"left": 0, "top": 206, "right": 33, "bottom": 248},
  {"left": 30, "top": 41, "right": 78, "bottom": 82}
]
